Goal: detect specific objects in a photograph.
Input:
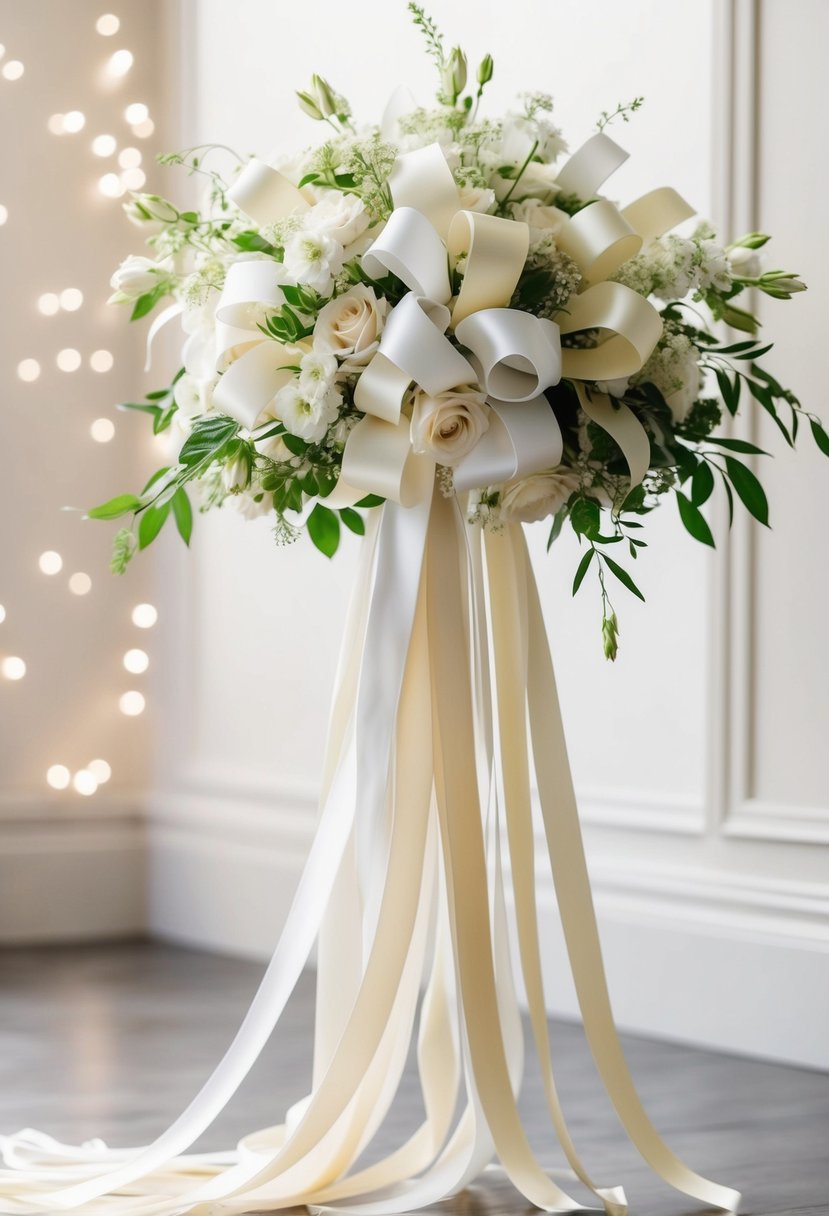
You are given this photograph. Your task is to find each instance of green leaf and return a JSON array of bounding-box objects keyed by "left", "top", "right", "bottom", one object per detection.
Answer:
[
  {"left": 87, "top": 493, "right": 141, "bottom": 521},
  {"left": 571, "top": 547, "right": 594, "bottom": 596},
  {"left": 810, "top": 417, "right": 829, "bottom": 457},
  {"left": 340, "top": 507, "right": 365, "bottom": 536},
  {"left": 691, "top": 460, "right": 715, "bottom": 507},
  {"left": 130, "top": 283, "right": 167, "bottom": 321},
  {"left": 602, "top": 554, "right": 645, "bottom": 601},
  {"left": 307, "top": 504, "right": 340, "bottom": 558},
  {"left": 725, "top": 456, "right": 770, "bottom": 526},
  {"left": 706, "top": 436, "right": 770, "bottom": 455},
  {"left": 297, "top": 173, "right": 320, "bottom": 188},
  {"left": 232, "top": 230, "right": 279, "bottom": 256},
  {"left": 715, "top": 368, "right": 740, "bottom": 415},
  {"left": 137, "top": 501, "right": 170, "bottom": 549},
  {"left": 546, "top": 508, "right": 565, "bottom": 551},
  {"left": 178, "top": 416, "right": 239, "bottom": 469},
  {"left": 354, "top": 493, "right": 385, "bottom": 508},
  {"left": 569, "top": 497, "right": 601, "bottom": 538},
  {"left": 172, "top": 487, "right": 193, "bottom": 546},
  {"left": 677, "top": 491, "right": 715, "bottom": 547},
  {"left": 281, "top": 433, "right": 309, "bottom": 457}
]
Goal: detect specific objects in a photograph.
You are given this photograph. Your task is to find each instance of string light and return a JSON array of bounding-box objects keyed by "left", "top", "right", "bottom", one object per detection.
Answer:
[
  {"left": 39, "top": 551, "right": 63, "bottom": 575},
  {"left": 132, "top": 603, "right": 157, "bottom": 629},
  {"left": 118, "top": 146, "right": 142, "bottom": 169},
  {"left": 120, "top": 167, "right": 146, "bottom": 190},
  {"left": 119, "top": 690, "right": 145, "bottom": 716},
  {"left": 132, "top": 118, "right": 154, "bottom": 139},
  {"left": 124, "top": 103, "right": 148, "bottom": 125},
  {"left": 0, "top": 204, "right": 7, "bottom": 225},
  {"left": 73, "top": 769, "right": 98, "bottom": 796},
  {"left": 17, "top": 359, "right": 41, "bottom": 382},
  {"left": 106, "top": 49, "right": 133, "bottom": 78},
  {"left": 1, "top": 656, "right": 26, "bottom": 681},
  {"left": 57, "top": 347, "right": 82, "bottom": 372},
  {"left": 46, "top": 765, "right": 71, "bottom": 790},
  {"left": 48, "top": 113, "right": 66, "bottom": 135},
  {"left": 62, "top": 110, "right": 86, "bottom": 133},
  {"left": 0, "top": 604, "right": 5, "bottom": 624},
  {"left": 60, "top": 287, "right": 83, "bottom": 311},
  {"left": 38, "top": 293, "right": 61, "bottom": 316},
  {"left": 90, "top": 417, "right": 115, "bottom": 442},
  {"left": 0, "top": 44, "right": 5, "bottom": 59},
  {"left": 95, "top": 14, "right": 120, "bottom": 35},
  {"left": 123, "top": 648, "right": 149, "bottom": 674},
  {"left": 98, "top": 172, "right": 124, "bottom": 198},
  {"left": 68, "top": 572, "right": 92, "bottom": 596},
  {"left": 2, "top": 60, "right": 24, "bottom": 81},
  {"left": 90, "top": 349, "right": 113, "bottom": 373},
  {"left": 92, "top": 134, "right": 117, "bottom": 157},
  {"left": 88, "top": 758, "right": 112, "bottom": 784}
]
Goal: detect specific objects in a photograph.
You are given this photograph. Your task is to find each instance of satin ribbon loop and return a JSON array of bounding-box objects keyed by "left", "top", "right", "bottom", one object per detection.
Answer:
[
  {"left": 361, "top": 207, "right": 452, "bottom": 305},
  {"left": 453, "top": 397, "right": 563, "bottom": 494},
  {"left": 212, "top": 341, "right": 302, "bottom": 432},
  {"left": 388, "top": 144, "right": 461, "bottom": 240},
  {"left": 621, "top": 186, "right": 696, "bottom": 244},
  {"left": 556, "top": 200, "right": 642, "bottom": 287},
  {"left": 447, "top": 210, "right": 530, "bottom": 326},
  {"left": 228, "top": 157, "right": 310, "bottom": 227},
  {"left": 575, "top": 383, "right": 651, "bottom": 489},
  {"left": 455, "top": 309, "right": 561, "bottom": 403},
  {"left": 559, "top": 281, "right": 663, "bottom": 383},
  {"left": 554, "top": 132, "right": 629, "bottom": 199},
  {"left": 341, "top": 415, "right": 436, "bottom": 508}
]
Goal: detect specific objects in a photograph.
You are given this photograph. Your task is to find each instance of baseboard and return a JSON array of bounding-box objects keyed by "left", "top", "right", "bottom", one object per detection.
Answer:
[
  {"left": 0, "top": 810, "right": 146, "bottom": 944},
  {"left": 146, "top": 782, "right": 829, "bottom": 1068}
]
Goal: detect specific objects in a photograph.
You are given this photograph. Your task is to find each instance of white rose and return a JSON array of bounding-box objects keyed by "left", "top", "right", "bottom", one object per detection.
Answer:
[
  {"left": 274, "top": 380, "right": 342, "bottom": 443},
  {"left": 313, "top": 285, "right": 388, "bottom": 362},
  {"left": 500, "top": 467, "right": 581, "bottom": 523},
  {"left": 457, "top": 184, "right": 496, "bottom": 214},
  {"left": 509, "top": 197, "right": 565, "bottom": 233},
  {"left": 283, "top": 229, "right": 344, "bottom": 294},
  {"left": 495, "top": 159, "right": 559, "bottom": 203},
  {"left": 307, "top": 192, "right": 370, "bottom": 248},
  {"left": 410, "top": 385, "right": 490, "bottom": 465},
  {"left": 109, "top": 255, "right": 172, "bottom": 301},
  {"left": 173, "top": 372, "right": 216, "bottom": 418}
]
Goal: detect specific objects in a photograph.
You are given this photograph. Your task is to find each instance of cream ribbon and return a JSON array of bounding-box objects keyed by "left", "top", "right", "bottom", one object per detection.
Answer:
[{"left": 207, "top": 138, "right": 694, "bottom": 507}]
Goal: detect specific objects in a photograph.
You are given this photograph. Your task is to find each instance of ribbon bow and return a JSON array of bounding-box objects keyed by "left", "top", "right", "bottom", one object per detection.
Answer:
[{"left": 214, "top": 134, "right": 696, "bottom": 507}]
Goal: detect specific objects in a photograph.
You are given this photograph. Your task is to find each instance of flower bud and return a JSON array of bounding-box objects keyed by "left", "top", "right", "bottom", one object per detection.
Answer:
[
  {"left": 296, "top": 90, "right": 323, "bottom": 121},
  {"left": 602, "top": 611, "right": 619, "bottom": 662},
  {"left": 442, "top": 47, "right": 467, "bottom": 99},
  {"left": 221, "top": 449, "right": 252, "bottom": 493},
  {"left": 732, "top": 231, "right": 770, "bottom": 250},
  {"left": 108, "top": 254, "right": 172, "bottom": 302},
  {"left": 477, "top": 54, "right": 494, "bottom": 86},
  {"left": 311, "top": 74, "right": 338, "bottom": 118},
  {"left": 759, "top": 270, "right": 806, "bottom": 298}
]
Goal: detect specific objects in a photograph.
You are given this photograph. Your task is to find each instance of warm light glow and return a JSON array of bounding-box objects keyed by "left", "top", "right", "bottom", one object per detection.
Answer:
[
  {"left": 132, "top": 118, "right": 154, "bottom": 139},
  {"left": 1, "top": 656, "right": 26, "bottom": 681},
  {"left": 98, "top": 172, "right": 125, "bottom": 198},
  {"left": 62, "top": 110, "right": 86, "bottom": 134},
  {"left": 73, "top": 769, "right": 98, "bottom": 796},
  {"left": 90, "top": 417, "right": 115, "bottom": 443},
  {"left": 39, "top": 550, "right": 63, "bottom": 575},
  {"left": 118, "top": 145, "right": 141, "bottom": 169},
  {"left": 60, "top": 287, "right": 84, "bottom": 311},
  {"left": 120, "top": 167, "right": 146, "bottom": 191},
  {"left": 0, "top": 204, "right": 7, "bottom": 225},
  {"left": 69, "top": 572, "right": 92, "bottom": 596},
  {"left": 124, "top": 102, "right": 148, "bottom": 125},
  {"left": 106, "top": 49, "right": 133, "bottom": 78},
  {"left": 132, "top": 603, "right": 157, "bottom": 629},
  {"left": 92, "top": 133, "right": 117, "bottom": 157},
  {"left": 47, "top": 764, "right": 71, "bottom": 790},
  {"left": 0, "top": 604, "right": 5, "bottom": 624},
  {"left": 88, "top": 758, "right": 112, "bottom": 784},
  {"left": 0, "top": 44, "right": 5, "bottom": 60},
  {"left": 90, "top": 349, "right": 114, "bottom": 373},
  {"left": 17, "top": 358, "right": 40, "bottom": 382},
  {"left": 48, "top": 113, "right": 66, "bottom": 135},
  {"left": 123, "top": 647, "right": 149, "bottom": 674},
  {"left": 2, "top": 60, "right": 24, "bottom": 81},
  {"left": 38, "top": 292, "right": 60, "bottom": 316},
  {"left": 57, "top": 347, "right": 82, "bottom": 372},
  {"left": 119, "top": 690, "right": 146, "bottom": 716},
  {"left": 96, "top": 13, "right": 120, "bottom": 35}
]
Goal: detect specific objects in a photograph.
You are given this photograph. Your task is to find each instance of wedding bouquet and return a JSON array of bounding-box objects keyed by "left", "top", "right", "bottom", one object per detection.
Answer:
[{"left": 94, "top": 4, "right": 818, "bottom": 656}]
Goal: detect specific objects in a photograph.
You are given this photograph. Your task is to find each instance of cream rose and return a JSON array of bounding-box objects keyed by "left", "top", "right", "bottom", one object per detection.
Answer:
[
  {"left": 500, "top": 466, "right": 581, "bottom": 523},
  {"left": 308, "top": 191, "right": 370, "bottom": 248},
  {"left": 410, "top": 385, "right": 490, "bottom": 465},
  {"left": 313, "top": 285, "right": 387, "bottom": 362}
]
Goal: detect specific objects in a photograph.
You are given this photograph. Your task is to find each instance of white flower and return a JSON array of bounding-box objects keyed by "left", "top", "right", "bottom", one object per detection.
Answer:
[
  {"left": 500, "top": 466, "right": 581, "bottom": 523},
  {"left": 728, "top": 244, "right": 762, "bottom": 278},
  {"left": 410, "top": 385, "right": 490, "bottom": 465},
  {"left": 509, "top": 197, "right": 565, "bottom": 232},
  {"left": 494, "top": 158, "right": 559, "bottom": 203},
  {"left": 500, "top": 113, "right": 567, "bottom": 167},
  {"left": 307, "top": 191, "right": 370, "bottom": 248},
  {"left": 254, "top": 431, "right": 291, "bottom": 462},
  {"left": 595, "top": 377, "right": 629, "bottom": 399},
  {"left": 283, "top": 229, "right": 344, "bottom": 293},
  {"left": 299, "top": 350, "right": 337, "bottom": 395},
  {"left": 457, "top": 184, "right": 496, "bottom": 214},
  {"left": 109, "top": 255, "right": 172, "bottom": 301},
  {"left": 228, "top": 487, "right": 273, "bottom": 520},
  {"left": 173, "top": 372, "right": 216, "bottom": 418},
  {"left": 635, "top": 331, "right": 701, "bottom": 422},
  {"left": 274, "top": 379, "right": 342, "bottom": 443},
  {"left": 313, "top": 285, "right": 388, "bottom": 363},
  {"left": 697, "top": 239, "right": 733, "bottom": 293},
  {"left": 222, "top": 453, "right": 251, "bottom": 493}
]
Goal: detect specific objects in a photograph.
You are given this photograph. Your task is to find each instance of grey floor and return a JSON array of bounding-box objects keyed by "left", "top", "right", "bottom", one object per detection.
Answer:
[{"left": 1, "top": 942, "right": 827, "bottom": 1215}]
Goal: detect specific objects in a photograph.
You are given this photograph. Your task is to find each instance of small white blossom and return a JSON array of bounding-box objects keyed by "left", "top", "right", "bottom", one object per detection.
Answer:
[
  {"left": 283, "top": 230, "right": 345, "bottom": 293},
  {"left": 274, "top": 379, "right": 342, "bottom": 443}
]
